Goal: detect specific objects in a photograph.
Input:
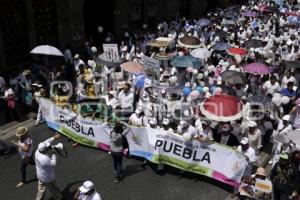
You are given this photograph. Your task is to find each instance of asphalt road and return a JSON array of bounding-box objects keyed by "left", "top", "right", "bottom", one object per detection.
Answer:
[{"left": 0, "top": 124, "right": 231, "bottom": 200}]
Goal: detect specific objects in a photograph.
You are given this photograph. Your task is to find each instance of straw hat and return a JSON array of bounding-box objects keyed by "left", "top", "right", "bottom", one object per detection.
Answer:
[
  {"left": 255, "top": 167, "right": 266, "bottom": 176},
  {"left": 15, "top": 127, "right": 28, "bottom": 137},
  {"left": 22, "top": 70, "right": 31, "bottom": 76}
]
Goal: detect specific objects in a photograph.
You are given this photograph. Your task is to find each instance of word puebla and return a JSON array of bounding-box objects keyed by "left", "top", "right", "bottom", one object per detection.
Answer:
[
  {"left": 155, "top": 139, "right": 211, "bottom": 164},
  {"left": 59, "top": 115, "right": 95, "bottom": 137}
]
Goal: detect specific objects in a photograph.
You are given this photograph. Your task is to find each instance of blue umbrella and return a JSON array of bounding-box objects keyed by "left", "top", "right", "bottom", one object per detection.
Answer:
[
  {"left": 212, "top": 42, "right": 232, "bottom": 51},
  {"left": 170, "top": 55, "right": 202, "bottom": 68},
  {"left": 197, "top": 18, "right": 211, "bottom": 27},
  {"left": 273, "top": 0, "right": 283, "bottom": 6}
]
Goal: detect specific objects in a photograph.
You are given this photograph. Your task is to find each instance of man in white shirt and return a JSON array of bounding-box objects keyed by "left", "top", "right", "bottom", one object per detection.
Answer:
[
  {"left": 74, "top": 54, "right": 85, "bottom": 73},
  {"left": 74, "top": 180, "right": 102, "bottom": 200},
  {"left": 35, "top": 134, "right": 62, "bottom": 200},
  {"left": 262, "top": 76, "right": 281, "bottom": 95},
  {"left": 237, "top": 137, "right": 257, "bottom": 176},
  {"left": 117, "top": 83, "right": 134, "bottom": 117}
]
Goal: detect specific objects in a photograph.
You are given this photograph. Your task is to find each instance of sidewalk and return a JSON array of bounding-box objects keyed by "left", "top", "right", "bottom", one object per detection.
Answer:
[{"left": 0, "top": 112, "right": 36, "bottom": 141}]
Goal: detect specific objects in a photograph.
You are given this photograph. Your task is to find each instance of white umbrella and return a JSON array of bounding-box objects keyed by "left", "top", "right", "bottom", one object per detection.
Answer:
[
  {"left": 30, "top": 45, "right": 64, "bottom": 56},
  {"left": 190, "top": 48, "right": 211, "bottom": 61}
]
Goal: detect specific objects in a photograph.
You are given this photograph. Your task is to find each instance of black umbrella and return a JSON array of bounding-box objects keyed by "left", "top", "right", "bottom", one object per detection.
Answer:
[
  {"left": 221, "top": 71, "right": 247, "bottom": 84},
  {"left": 214, "top": 29, "right": 230, "bottom": 38},
  {"left": 216, "top": 85, "right": 237, "bottom": 96},
  {"left": 280, "top": 60, "right": 300, "bottom": 69},
  {"left": 243, "top": 39, "right": 267, "bottom": 49}
]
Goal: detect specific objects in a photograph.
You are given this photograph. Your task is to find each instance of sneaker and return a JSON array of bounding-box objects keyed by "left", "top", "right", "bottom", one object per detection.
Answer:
[{"left": 114, "top": 178, "right": 120, "bottom": 183}]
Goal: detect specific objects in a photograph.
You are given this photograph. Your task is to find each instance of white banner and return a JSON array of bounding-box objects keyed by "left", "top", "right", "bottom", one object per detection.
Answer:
[
  {"left": 41, "top": 98, "right": 247, "bottom": 187},
  {"left": 142, "top": 55, "right": 160, "bottom": 80},
  {"left": 103, "top": 43, "right": 119, "bottom": 62},
  {"left": 126, "top": 127, "right": 248, "bottom": 188}
]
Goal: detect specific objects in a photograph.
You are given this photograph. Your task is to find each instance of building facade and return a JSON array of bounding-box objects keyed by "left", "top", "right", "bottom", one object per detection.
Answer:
[{"left": 0, "top": 0, "right": 229, "bottom": 73}]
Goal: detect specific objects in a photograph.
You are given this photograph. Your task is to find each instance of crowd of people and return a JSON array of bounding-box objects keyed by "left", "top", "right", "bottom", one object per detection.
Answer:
[{"left": 2, "top": 0, "right": 300, "bottom": 199}]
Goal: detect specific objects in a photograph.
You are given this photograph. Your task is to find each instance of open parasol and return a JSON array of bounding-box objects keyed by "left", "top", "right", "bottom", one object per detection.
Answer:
[
  {"left": 199, "top": 95, "right": 244, "bottom": 122},
  {"left": 178, "top": 36, "right": 201, "bottom": 49},
  {"left": 243, "top": 63, "right": 272, "bottom": 75},
  {"left": 120, "top": 61, "right": 145, "bottom": 74}
]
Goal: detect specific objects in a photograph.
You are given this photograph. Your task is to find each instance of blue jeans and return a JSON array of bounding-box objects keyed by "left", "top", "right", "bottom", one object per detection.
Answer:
[{"left": 111, "top": 152, "right": 123, "bottom": 178}]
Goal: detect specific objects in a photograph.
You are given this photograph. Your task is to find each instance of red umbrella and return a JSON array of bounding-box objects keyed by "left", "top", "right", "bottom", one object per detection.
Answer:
[
  {"left": 199, "top": 95, "right": 244, "bottom": 122},
  {"left": 226, "top": 47, "right": 248, "bottom": 56},
  {"left": 120, "top": 61, "right": 145, "bottom": 74}
]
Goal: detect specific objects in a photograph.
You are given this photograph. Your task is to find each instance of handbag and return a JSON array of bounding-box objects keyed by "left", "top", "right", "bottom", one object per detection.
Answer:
[{"left": 7, "top": 98, "right": 16, "bottom": 109}]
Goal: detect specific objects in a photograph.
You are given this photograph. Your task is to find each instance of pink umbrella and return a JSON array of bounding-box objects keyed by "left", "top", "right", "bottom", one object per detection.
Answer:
[
  {"left": 120, "top": 61, "right": 145, "bottom": 74},
  {"left": 243, "top": 11, "right": 257, "bottom": 17},
  {"left": 243, "top": 63, "right": 272, "bottom": 75}
]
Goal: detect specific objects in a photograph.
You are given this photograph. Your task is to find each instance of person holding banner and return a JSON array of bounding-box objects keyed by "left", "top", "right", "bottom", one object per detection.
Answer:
[{"left": 110, "top": 123, "right": 126, "bottom": 183}]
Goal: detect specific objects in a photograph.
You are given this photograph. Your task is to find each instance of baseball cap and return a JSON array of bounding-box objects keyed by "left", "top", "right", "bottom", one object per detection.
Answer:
[
  {"left": 282, "top": 115, "right": 290, "bottom": 121},
  {"left": 79, "top": 180, "right": 94, "bottom": 193},
  {"left": 38, "top": 142, "right": 51, "bottom": 152},
  {"left": 240, "top": 137, "right": 249, "bottom": 145},
  {"left": 247, "top": 121, "right": 257, "bottom": 128},
  {"left": 135, "top": 107, "right": 143, "bottom": 114},
  {"left": 162, "top": 118, "right": 170, "bottom": 125},
  {"left": 179, "top": 121, "right": 188, "bottom": 127}
]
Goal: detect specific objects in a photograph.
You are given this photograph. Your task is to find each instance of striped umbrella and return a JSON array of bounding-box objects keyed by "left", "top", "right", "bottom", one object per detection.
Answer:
[{"left": 247, "top": 96, "right": 274, "bottom": 110}]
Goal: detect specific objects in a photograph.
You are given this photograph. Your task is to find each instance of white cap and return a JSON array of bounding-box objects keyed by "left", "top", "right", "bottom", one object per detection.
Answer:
[
  {"left": 74, "top": 54, "right": 80, "bottom": 59},
  {"left": 247, "top": 121, "right": 257, "bottom": 128},
  {"left": 149, "top": 118, "right": 157, "bottom": 125},
  {"left": 197, "top": 73, "right": 204, "bottom": 80},
  {"left": 108, "top": 91, "right": 116, "bottom": 97},
  {"left": 79, "top": 181, "right": 95, "bottom": 193},
  {"left": 185, "top": 82, "right": 191, "bottom": 87},
  {"left": 179, "top": 120, "right": 188, "bottom": 127},
  {"left": 135, "top": 107, "right": 143, "bottom": 114},
  {"left": 162, "top": 118, "right": 170, "bottom": 125},
  {"left": 121, "top": 46, "right": 128, "bottom": 52},
  {"left": 240, "top": 137, "right": 249, "bottom": 145},
  {"left": 282, "top": 115, "right": 291, "bottom": 121},
  {"left": 38, "top": 142, "right": 50, "bottom": 152}
]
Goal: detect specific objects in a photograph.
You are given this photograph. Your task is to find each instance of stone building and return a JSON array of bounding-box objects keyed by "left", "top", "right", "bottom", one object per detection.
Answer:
[{"left": 0, "top": 0, "right": 229, "bottom": 73}]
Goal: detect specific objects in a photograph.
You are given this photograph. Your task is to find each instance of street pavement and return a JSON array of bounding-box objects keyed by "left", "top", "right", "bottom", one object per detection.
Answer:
[{"left": 0, "top": 124, "right": 232, "bottom": 200}]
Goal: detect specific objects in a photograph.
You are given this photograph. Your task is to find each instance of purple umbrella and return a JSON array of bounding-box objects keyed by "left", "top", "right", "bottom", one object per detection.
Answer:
[
  {"left": 197, "top": 18, "right": 211, "bottom": 27},
  {"left": 243, "top": 63, "right": 272, "bottom": 75},
  {"left": 243, "top": 11, "right": 257, "bottom": 17}
]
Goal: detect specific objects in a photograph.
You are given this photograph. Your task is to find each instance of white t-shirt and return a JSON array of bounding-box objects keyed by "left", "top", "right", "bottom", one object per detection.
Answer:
[
  {"left": 262, "top": 81, "right": 281, "bottom": 95},
  {"left": 78, "top": 191, "right": 102, "bottom": 200},
  {"left": 35, "top": 137, "right": 56, "bottom": 183},
  {"left": 281, "top": 76, "right": 296, "bottom": 88},
  {"left": 237, "top": 145, "right": 257, "bottom": 163},
  {"left": 4, "top": 88, "right": 14, "bottom": 98},
  {"left": 118, "top": 91, "right": 134, "bottom": 110}
]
